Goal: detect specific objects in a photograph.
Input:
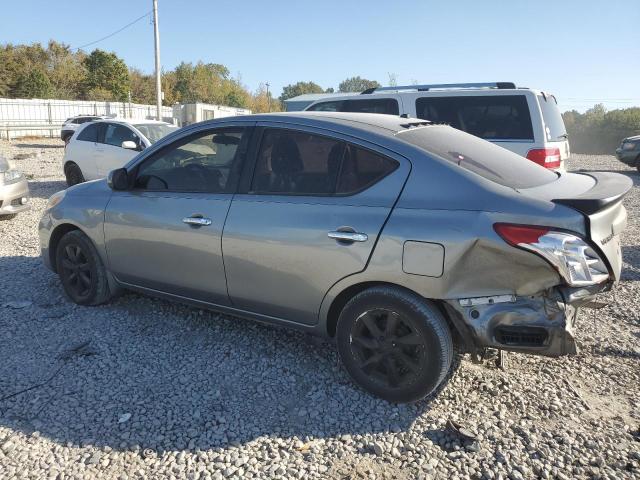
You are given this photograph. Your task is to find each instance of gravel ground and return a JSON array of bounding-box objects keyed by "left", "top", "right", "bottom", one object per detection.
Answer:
[{"left": 0, "top": 138, "right": 638, "bottom": 480}]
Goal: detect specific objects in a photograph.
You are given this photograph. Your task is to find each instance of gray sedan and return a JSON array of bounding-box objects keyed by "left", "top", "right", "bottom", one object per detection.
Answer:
[
  {"left": 0, "top": 155, "right": 29, "bottom": 218},
  {"left": 39, "top": 113, "right": 631, "bottom": 402}
]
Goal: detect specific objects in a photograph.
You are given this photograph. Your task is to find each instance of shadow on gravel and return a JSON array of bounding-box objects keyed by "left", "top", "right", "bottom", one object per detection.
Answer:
[
  {"left": 27, "top": 180, "right": 68, "bottom": 199},
  {"left": 15, "top": 143, "right": 64, "bottom": 149},
  {"left": 0, "top": 255, "right": 441, "bottom": 456},
  {"left": 621, "top": 246, "right": 640, "bottom": 281},
  {"left": 593, "top": 345, "right": 640, "bottom": 360}
]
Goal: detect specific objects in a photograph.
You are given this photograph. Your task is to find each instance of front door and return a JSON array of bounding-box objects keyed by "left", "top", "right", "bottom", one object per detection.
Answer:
[
  {"left": 104, "top": 126, "right": 251, "bottom": 305},
  {"left": 223, "top": 126, "right": 410, "bottom": 325},
  {"left": 96, "top": 123, "right": 140, "bottom": 177}
]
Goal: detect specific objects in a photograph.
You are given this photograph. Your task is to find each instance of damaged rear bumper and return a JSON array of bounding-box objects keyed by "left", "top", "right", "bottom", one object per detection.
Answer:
[{"left": 445, "top": 283, "right": 612, "bottom": 357}]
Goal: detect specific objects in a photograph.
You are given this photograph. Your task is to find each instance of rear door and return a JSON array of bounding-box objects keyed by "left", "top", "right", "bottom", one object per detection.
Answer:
[
  {"left": 96, "top": 123, "right": 140, "bottom": 177},
  {"left": 222, "top": 125, "right": 410, "bottom": 325},
  {"left": 70, "top": 123, "right": 101, "bottom": 180}
]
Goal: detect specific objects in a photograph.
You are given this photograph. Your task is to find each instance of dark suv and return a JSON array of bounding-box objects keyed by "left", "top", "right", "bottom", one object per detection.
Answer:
[{"left": 615, "top": 135, "right": 640, "bottom": 171}]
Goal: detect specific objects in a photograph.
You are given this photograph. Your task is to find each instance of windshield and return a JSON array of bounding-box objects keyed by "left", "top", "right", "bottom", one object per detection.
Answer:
[
  {"left": 398, "top": 125, "right": 558, "bottom": 189},
  {"left": 537, "top": 94, "right": 567, "bottom": 141},
  {"left": 135, "top": 124, "right": 179, "bottom": 144}
]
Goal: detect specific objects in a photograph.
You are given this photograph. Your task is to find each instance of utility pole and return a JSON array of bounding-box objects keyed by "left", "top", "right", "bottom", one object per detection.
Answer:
[
  {"left": 265, "top": 82, "right": 271, "bottom": 112},
  {"left": 152, "top": 0, "right": 162, "bottom": 120}
]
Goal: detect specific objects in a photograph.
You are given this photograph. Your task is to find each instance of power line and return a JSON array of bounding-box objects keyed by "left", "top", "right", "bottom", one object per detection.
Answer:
[{"left": 74, "top": 10, "right": 152, "bottom": 51}]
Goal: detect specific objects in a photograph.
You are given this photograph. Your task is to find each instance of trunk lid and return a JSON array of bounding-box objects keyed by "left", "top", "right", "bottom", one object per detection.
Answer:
[{"left": 519, "top": 171, "right": 632, "bottom": 281}]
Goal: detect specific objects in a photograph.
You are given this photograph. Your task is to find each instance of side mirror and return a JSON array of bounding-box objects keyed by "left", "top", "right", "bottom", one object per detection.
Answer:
[
  {"left": 122, "top": 140, "right": 138, "bottom": 150},
  {"left": 107, "top": 168, "right": 129, "bottom": 190}
]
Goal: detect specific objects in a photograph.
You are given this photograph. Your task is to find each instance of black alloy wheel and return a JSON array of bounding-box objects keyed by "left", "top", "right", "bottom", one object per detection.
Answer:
[
  {"left": 336, "top": 286, "right": 453, "bottom": 403},
  {"left": 350, "top": 308, "right": 425, "bottom": 389},
  {"left": 55, "top": 230, "right": 113, "bottom": 305},
  {"left": 59, "top": 243, "right": 93, "bottom": 301}
]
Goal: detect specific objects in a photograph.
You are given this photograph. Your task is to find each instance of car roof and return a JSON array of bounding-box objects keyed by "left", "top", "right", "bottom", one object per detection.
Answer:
[
  {"left": 218, "top": 111, "right": 428, "bottom": 135},
  {"left": 91, "top": 119, "right": 174, "bottom": 127}
]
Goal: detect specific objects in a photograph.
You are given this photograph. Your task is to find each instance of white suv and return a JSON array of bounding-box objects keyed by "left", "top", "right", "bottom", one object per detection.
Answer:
[
  {"left": 304, "top": 82, "right": 569, "bottom": 170},
  {"left": 63, "top": 119, "right": 178, "bottom": 186}
]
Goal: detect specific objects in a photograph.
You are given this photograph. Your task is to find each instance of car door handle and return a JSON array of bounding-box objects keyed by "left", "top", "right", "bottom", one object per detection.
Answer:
[
  {"left": 328, "top": 231, "right": 368, "bottom": 242},
  {"left": 182, "top": 216, "right": 212, "bottom": 226}
]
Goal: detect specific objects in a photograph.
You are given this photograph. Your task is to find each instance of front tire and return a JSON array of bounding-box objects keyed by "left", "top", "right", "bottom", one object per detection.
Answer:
[
  {"left": 56, "top": 230, "right": 112, "bottom": 306},
  {"left": 65, "top": 162, "right": 85, "bottom": 187},
  {"left": 336, "top": 286, "right": 453, "bottom": 403}
]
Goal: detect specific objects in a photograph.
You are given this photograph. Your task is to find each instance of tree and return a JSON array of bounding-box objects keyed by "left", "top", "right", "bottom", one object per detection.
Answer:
[
  {"left": 82, "top": 49, "right": 130, "bottom": 101},
  {"left": 129, "top": 68, "right": 155, "bottom": 104},
  {"left": 250, "top": 83, "right": 281, "bottom": 113},
  {"left": 338, "top": 76, "right": 380, "bottom": 93},
  {"left": 279, "top": 81, "right": 324, "bottom": 103},
  {"left": 46, "top": 41, "right": 86, "bottom": 99},
  {"left": 12, "top": 69, "right": 52, "bottom": 98}
]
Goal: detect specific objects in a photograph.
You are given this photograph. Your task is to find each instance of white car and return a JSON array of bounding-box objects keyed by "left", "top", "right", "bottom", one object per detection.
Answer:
[
  {"left": 60, "top": 115, "right": 112, "bottom": 144},
  {"left": 303, "top": 82, "right": 570, "bottom": 170},
  {"left": 63, "top": 119, "right": 179, "bottom": 186}
]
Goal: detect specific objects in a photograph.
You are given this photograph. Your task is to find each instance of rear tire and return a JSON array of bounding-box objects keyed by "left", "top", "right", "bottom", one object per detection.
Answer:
[
  {"left": 65, "top": 162, "right": 85, "bottom": 186},
  {"left": 56, "top": 230, "right": 112, "bottom": 306},
  {"left": 336, "top": 286, "right": 453, "bottom": 403}
]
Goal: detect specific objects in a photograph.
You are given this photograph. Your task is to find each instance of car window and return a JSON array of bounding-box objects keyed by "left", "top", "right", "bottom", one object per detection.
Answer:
[
  {"left": 76, "top": 123, "right": 100, "bottom": 142},
  {"left": 134, "top": 123, "right": 179, "bottom": 144},
  {"left": 306, "top": 98, "right": 399, "bottom": 115},
  {"left": 415, "top": 95, "right": 534, "bottom": 141},
  {"left": 251, "top": 129, "right": 398, "bottom": 195},
  {"left": 135, "top": 128, "right": 246, "bottom": 193},
  {"left": 103, "top": 124, "right": 139, "bottom": 147},
  {"left": 537, "top": 94, "right": 567, "bottom": 141},
  {"left": 306, "top": 100, "right": 345, "bottom": 112},
  {"left": 344, "top": 98, "right": 400, "bottom": 115},
  {"left": 398, "top": 125, "right": 557, "bottom": 189}
]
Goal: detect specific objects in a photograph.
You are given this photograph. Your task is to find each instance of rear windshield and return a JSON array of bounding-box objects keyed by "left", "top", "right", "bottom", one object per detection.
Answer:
[
  {"left": 415, "top": 95, "right": 534, "bottom": 141},
  {"left": 537, "top": 94, "right": 567, "bottom": 141},
  {"left": 398, "top": 125, "right": 557, "bottom": 189}
]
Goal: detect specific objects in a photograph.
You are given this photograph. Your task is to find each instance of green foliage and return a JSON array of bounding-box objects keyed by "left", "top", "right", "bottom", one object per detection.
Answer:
[
  {"left": 563, "top": 104, "right": 640, "bottom": 154},
  {"left": 12, "top": 69, "right": 52, "bottom": 98},
  {"left": 82, "top": 49, "right": 130, "bottom": 101},
  {"left": 338, "top": 76, "right": 380, "bottom": 93},
  {"left": 279, "top": 81, "right": 324, "bottom": 103}
]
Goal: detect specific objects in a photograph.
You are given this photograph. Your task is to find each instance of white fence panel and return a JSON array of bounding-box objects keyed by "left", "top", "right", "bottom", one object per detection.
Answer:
[{"left": 0, "top": 98, "right": 175, "bottom": 139}]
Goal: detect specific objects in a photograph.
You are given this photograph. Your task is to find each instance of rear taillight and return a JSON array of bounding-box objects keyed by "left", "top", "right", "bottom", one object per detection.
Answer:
[
  {"left": 526, "top": 148, "right": 561, "bottom": 169},
  {"left": 494, "top": 223, "right": 609, "bottom": 286}
]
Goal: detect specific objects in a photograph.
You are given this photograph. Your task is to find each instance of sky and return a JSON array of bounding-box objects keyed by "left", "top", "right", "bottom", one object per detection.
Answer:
[{"left": 2, "top": 0, "right": 639, "bottom": 112}]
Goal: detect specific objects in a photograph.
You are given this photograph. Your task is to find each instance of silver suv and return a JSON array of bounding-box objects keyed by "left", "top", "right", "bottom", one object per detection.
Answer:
[
  {"left": 39, "top": 112, "right": 629, "bottom": 402},
  {"left": 302, "top": 82, "right": 570, "bottom": 170}
]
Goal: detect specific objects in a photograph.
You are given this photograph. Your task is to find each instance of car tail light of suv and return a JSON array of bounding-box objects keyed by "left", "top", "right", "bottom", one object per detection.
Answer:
[
  {"left": 526, "top": 148, "right": 561, "bottom": 169},
  {"left": 494, "top": 223, "right": 609, "bottom": 287}
]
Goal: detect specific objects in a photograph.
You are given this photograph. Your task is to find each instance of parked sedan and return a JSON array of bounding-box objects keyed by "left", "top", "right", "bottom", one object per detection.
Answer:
[
  {"left": 0, "top": 155, "right": 29, "bottom": 218},
  {"left": 615, "top": 135, "right": 640, "bottom": 171},
  {"left": 40, "top": 112, "right": 631, "bottom": 402},
  {"left": 62, "top": 119, "right": 179, "bottom": 186}
]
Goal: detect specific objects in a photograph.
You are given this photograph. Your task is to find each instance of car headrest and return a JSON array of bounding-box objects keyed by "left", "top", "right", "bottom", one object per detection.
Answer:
[{"left": 271, "top": 136, "right": 303, "bottom": 175}]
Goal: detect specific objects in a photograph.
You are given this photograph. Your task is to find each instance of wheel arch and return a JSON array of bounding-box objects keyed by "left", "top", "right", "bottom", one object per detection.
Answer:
[
  {"left": 323, "top": 281, "right": 472, "bottom": 351},
  {"left": 48, "top": 223, "right": 82, "bottom": 273},
  {"left": 63, "top": 160, "right": 79, "bottom": 172}
]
